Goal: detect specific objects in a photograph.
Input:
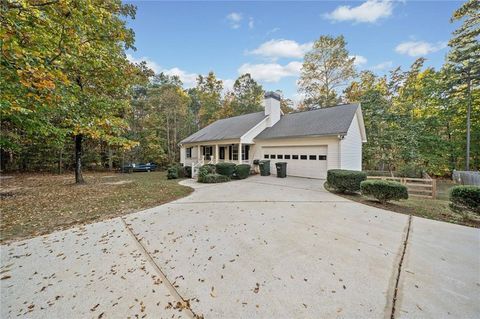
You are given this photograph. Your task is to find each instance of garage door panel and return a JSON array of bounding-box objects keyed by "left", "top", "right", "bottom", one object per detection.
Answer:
[{"left": 262, "top": 146, "right": 327, "bottom": 179}]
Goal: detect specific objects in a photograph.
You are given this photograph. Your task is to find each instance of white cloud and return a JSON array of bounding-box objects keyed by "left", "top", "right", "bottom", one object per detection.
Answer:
[
  {"left": 238, "top": 61, "right": 302, "bottom": 82},
  {"left": 291, "top": 92, "right": 306, "bottom": 106},
  {"left": 162, "top": 67, "right": 197, "bottom": 87},
  {"left": 222, "top": 79, "right": 235, "bottom": 92},
  {"left": 395, "top": 41, "right": 447, "bottom": 57},
  {"left": 248, "top": 39, "right": 313, "bottom": 59},
  {"left": 248, "top": 17, "right": 254, "bottom": 29},
  {"left": 266, "top": 27, "right": 280, "bottom": 36},
  {"left": 350, "top": 55, "right": 368, "bottom": 66},
  {"left": 126, "top": 53, "right": 161, "bottom": 73},
  {"left": 226, "top": 12, "right": 242, "bottom": 29},
  {"left": 372, "top": 61, "right": 393, "bottom": 71},
  {"left": 324, "top": 0, "right": 393, "bottom": 23},
  {"left": 126, "top": 54, "right": 198, "bottom": 87}
]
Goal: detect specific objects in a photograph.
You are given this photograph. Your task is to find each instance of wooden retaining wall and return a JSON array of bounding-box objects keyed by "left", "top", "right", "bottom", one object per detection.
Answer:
[{"left": 367, "top": 176, "right": 437, "bottom": 199}]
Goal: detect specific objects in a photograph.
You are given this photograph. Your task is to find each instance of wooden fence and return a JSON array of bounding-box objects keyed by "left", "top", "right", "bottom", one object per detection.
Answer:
[{"left": 367, "top": 176, "right": 437, "bottom": 199}]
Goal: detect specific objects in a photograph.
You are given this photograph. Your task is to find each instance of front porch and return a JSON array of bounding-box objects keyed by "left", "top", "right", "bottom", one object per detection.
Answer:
[{"left": 183, "top": 143, "right": 253, "bottom": 166}]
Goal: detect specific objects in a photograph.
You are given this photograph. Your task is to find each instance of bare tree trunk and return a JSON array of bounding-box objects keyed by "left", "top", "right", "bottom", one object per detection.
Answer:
[
  {"left": 58, "top": 148, "right": 63, "bottom": 174},
  {"left": 108, "top": 146, "right": 113, "bottom": 171},
  {"left": 121, "top": 151, "right": 125, "bottom": 173},
  {"left": 465, "top": 74, "right": 471, "bottom": 171},
  {"left": 173, "top": 110, "right": 178, "bottom": 161},
  {"left": 446, "top": 121, "right": 456, "bottom": 170},
  {"left": 166, "top": 114, "right": 171, "bottom": 163},
  {"left": 75, "top": 134, "right": 85, "bottom": 184}
]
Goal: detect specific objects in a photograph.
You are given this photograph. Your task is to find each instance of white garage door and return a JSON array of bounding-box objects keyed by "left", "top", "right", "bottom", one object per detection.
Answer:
[{"left": 262, "top": 146, "right": 328, "bottom": 179}]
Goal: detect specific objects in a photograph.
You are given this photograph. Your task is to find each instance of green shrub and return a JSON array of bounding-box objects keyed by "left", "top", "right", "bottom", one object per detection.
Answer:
[
  {"left": 204, "top": 163, "right": 216, "bottom": 171},
  {"left": 216, "top": 162, "right": 236, "bottom": 177},
  {"left": 327, "top": 169, "right": 367, "bottom": 193},
  {"left": 201, "top": 173, "right": 230, "bottom": 183},
  {"left": 197, "top": 165, "right": 216, "bottom": 183},
  {"left": 167, "top": 166, "right": 178, "bottom": 179},
  {"left": 167, "top": 163, "right": 185, "bottom": 179},
  {"left": 449, "top": 185, "right": 480, "bottom": 214},
  {"left": 234, "top": 164, "right": 251, "bottom": 179},
  {"left": 360, "top": 180, "right": 408, "bottom": 204}
]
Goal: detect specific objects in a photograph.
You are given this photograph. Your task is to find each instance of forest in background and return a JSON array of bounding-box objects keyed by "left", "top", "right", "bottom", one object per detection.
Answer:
[{"left": 1, "top": 0, "right": 478, "bottom": 181}]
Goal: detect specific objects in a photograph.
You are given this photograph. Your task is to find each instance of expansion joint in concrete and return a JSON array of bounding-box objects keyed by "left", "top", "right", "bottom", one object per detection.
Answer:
[
  {"left": 390, "top": 215, "right": 412, "bottom": 319},
  {"left": 120, "top": 217, "right": 203, "bottom": 319}
]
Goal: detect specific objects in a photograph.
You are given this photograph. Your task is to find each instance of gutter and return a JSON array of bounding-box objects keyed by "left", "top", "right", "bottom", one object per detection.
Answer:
[{"left": 253, "top": 133, "right": 348, "bottom": 141}]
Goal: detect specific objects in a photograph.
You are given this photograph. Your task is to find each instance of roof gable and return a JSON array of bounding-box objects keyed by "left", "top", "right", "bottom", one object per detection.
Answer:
[{"left": 255, "top": 104, "right": 359, "bottom": 140}]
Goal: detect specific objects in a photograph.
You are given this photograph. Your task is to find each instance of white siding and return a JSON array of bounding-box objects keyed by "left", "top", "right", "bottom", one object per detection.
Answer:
[
  {"left": 241, "top": 118, "right": 269, "bottom": 144},
  {"left": 263, "top": 97, "right": 281, "bottom": 127},
  {"left": 340, "top": 113, "right": 362, "bottom": 170},
  {"left": 180, "top": 147, "right": 186, "bottom": 164},
  {"left": 180, "top": 145, "right": 201, "bottom": 165}
]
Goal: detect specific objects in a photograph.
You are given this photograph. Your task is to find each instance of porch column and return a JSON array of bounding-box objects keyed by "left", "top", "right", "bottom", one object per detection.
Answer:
[
  {"left": 215, "top": 144, "right": 219, "bottom": 164},
  {"left": 197, "top": 145, "right": 201, "bottom": 163},
  {"left": 238, "top": 143, "right": 242, "bottom": 164}
]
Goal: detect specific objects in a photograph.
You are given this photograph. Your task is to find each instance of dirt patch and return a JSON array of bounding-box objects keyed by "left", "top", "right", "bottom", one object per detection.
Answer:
[{"left": 103, "top": 180, "right": 133, "bottom": 186}]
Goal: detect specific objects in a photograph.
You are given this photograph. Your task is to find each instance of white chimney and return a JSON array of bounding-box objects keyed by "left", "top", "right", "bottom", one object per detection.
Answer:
[{"left": 263, "top": 91, "right": 281, "bottom": 127}]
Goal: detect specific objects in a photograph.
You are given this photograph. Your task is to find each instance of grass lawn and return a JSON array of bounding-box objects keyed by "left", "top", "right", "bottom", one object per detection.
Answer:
[
  {"left": 0, "top": 171, "right": 193, "bottom": 243},
  {"left": 325, "top": 184, "right": 479, "bottom": 228}
]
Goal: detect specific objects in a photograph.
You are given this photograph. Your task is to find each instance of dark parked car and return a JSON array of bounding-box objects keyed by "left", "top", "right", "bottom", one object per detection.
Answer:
[{"left": 122, "top": 163, "right": 157, "bottom": 173}]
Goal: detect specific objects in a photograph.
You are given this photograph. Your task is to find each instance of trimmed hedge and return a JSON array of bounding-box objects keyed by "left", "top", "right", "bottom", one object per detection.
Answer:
[
  {"left": 327, "top": 169, "right": 367, "bottom": 193},
  {"left": 203, "top": 163, "right": 216, "bottom": 171},
  {"left": 360, "top": 180, "right": 408, "bottom": 204},
  {"left": 197, "top": 164, "right": 216, "bottom": 183},
  {"left": 216, "top": 162, "right": 236, "bottom": 177},
  {"left": 449, "top": 185, "right": 480, "bottom": 214},
  {"left": 234, "top": 164, "right": 251, "bottom": 179},
  {"left": 167, "top": 166, "right": 178, "bottom": 179},
  {"left": 202, "top": 173, "right": 230, "bottom": 183},
  {"left": 167, "top": 163, "right": 186, "bottom": 179}
]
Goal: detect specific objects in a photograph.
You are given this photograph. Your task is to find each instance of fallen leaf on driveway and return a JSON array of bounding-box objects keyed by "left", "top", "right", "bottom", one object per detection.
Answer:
[{"left": 210, "top": 286, "right": 216, "bottom": 298}]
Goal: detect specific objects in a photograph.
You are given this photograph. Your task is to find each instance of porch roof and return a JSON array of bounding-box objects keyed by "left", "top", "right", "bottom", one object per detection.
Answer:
[{"left": 180, "top": 112, "right": 266, "bottom": 144}]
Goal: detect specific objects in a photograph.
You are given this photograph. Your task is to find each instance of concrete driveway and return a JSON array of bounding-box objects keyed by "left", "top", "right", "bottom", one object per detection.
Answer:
[{"left": 1, "top": 176, "right": 479, "bottom": 318}]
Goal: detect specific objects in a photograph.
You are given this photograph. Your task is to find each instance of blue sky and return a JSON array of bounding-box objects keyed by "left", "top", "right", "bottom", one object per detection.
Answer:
[{"left": 125, "top": 1, "right": 462, "bottom": 101}]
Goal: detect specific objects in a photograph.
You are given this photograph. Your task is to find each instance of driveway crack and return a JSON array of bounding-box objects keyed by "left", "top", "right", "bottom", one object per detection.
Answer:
[
  {"left": 389, "top": 215, "right": 412, "bottom": 319},
  {"left": 120, "top": 217, "right": 203, "bottom": 319}
]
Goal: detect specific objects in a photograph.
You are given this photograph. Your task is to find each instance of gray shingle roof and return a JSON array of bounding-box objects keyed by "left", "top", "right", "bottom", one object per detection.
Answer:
[
  {"left": 180, "top": 112, "right": 266, "bottom": 144},
  {"left": 255, "top": 103, "right": 359, "bottom": 140}
]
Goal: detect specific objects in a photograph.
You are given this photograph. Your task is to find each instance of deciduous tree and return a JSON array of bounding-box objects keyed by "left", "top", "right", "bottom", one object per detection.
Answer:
[
  {"left": 231, "top": 73, "right": 263, "bottom": 116},
  {"left": 299, "top": 35, "right": 356, "bottom": 108},
  {"left": 447, "top": 0, "right": 480, "bottom": 170},
  {"left": 1, "top": 0, "right": 150, "bottom": 183}
]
